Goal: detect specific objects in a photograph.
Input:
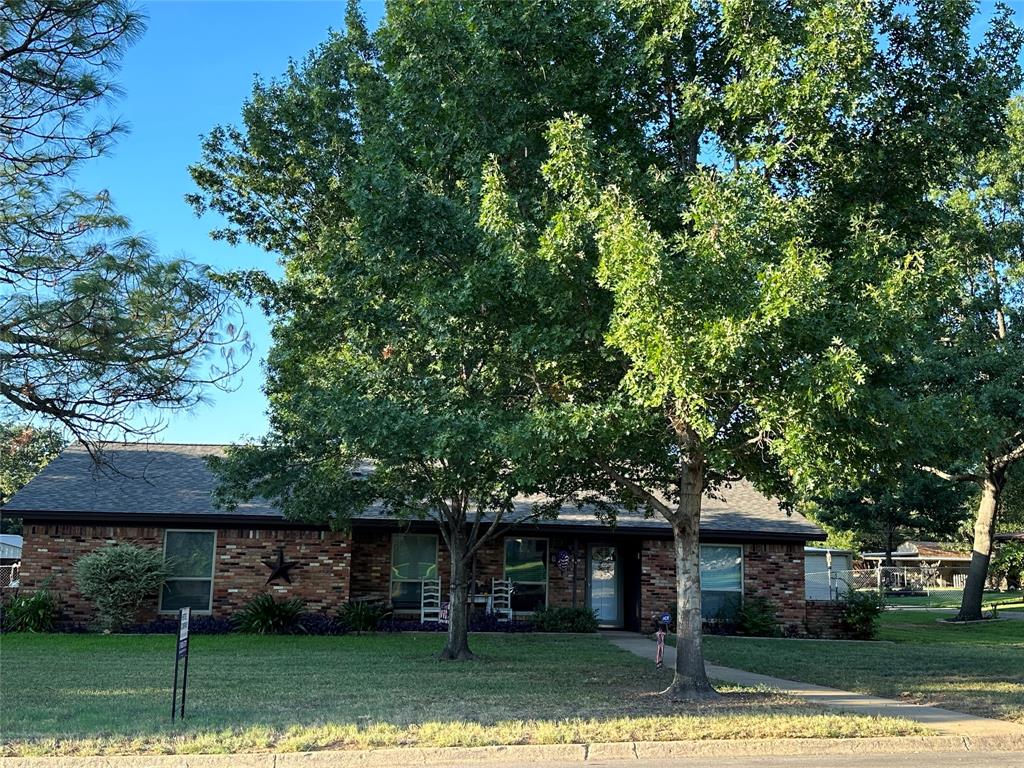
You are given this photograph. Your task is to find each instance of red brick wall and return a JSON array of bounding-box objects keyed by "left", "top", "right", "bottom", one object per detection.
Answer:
[
  {"left": 640, "top": 540, "right": 808, "bottom": 632},
  {"left": 20, "top": 523, "right": 164, "bottom": 623},
  {"left": 547, "top": 535, "right": 583, "bottom": 608},
  {"left": 19, "top": 520, "right": 810, "bottom": 631},
  {"left": 743, "top": 542, "right": 807, "bottom": 630},
  {"left": 640, "top": 539, "right": 676, "bottom": 624},
  {"left": 18, "top": 523, "right": 351, "bottom": 624},
  {"left": 213, "top": 528, "right": 350, "bottom": 614},
  {"left": 805, "top": 599, "right": 847, "bottom": 638},
  {"left": 348, "top": 528, "right": 392, "bottom": 602}
]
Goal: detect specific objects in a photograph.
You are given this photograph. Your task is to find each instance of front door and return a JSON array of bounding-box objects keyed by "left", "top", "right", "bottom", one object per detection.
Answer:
[{"left": 588, "top": 545, "right": 622, "bottom": 627}]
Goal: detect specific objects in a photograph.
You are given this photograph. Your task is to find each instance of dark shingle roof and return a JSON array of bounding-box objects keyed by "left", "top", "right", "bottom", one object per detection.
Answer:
[
  {"left": 2, "top": 443, "right": 280, "bottom": 519},
  {"left": 2, "top": 443, "right": 824, "bottom": 540}
]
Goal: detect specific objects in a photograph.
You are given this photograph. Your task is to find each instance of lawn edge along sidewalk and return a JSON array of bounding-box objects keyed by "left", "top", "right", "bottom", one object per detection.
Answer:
[
  {"left": 4, "top": 734, "right": 1024, "bottom": 768},
  {"left": 604, "top": 631, "right": 1024, "bottom": 740}
]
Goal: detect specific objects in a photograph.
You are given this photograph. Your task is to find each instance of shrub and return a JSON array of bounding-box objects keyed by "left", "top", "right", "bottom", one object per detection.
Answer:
[
  {"left": 840, "top": 589, "right": 886, "bottom": 640},
  {"left": 468, "top": 613, "right": 533, "bottom": 633},
  {"left": 338, "top": 601, "right": 388, "bottom": 633},
  {"left": 233, "top": 593, "right": 306, "bottom": 634},
  {"left": 1, "top": 588, "right": 58, "bottom": 632},
  {"left": 376, "top": 618, "right": 446, "bottom": 633},
  {"left": 375, "top": 614, "right": 535, "bottom": 633},
  {"left": 300, "top": 612, "right": 347, "bottom": 636},
  {"left": 124, "top": 615, "right": 234, "bottom": 635},
  {"left": 530, "top": 606, "right": 599, "bottom": 633},
  {"left": 736, "top": 596, "right": 781, "bottom": 637},
  {"left": 75, "top": 544, "right": 165, "bottom": 631}
]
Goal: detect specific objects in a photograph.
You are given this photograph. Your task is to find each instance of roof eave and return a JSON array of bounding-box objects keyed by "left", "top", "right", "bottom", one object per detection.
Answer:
[{"left": 14, "top": 509, "right": 824, "bottom": 542}]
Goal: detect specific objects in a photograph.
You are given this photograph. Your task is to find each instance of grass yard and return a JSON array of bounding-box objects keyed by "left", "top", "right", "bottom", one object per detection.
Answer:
[
  {"left": 704, "top": 611, "right": 1024, "bottom": 724},
  {"left": 0, "top": 632, "right": 921, "bottom": 757},
  {"left": 885, "top": 590, "right": 1024, "bottom": 610}
]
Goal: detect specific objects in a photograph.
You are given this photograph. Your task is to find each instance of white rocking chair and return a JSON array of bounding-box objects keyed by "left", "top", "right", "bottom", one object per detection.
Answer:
[
  {"left": 420, "top": 579, "right": 443, "bottom": 623},
  {"left": 490, "top": 578, "right": 513, "bottom": 622}
]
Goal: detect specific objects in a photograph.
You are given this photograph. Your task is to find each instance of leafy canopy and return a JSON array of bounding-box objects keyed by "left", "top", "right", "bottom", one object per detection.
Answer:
[
  {"left": 195, "top": 0, "right": 647, "bottom": 529},
  {"left": 0, "top": 422, "right": 65, "bottom": 533}
]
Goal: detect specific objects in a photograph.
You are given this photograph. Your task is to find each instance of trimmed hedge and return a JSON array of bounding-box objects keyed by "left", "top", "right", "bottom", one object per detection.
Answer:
[
  {"left": 530, "top": 606, "right": 599, "bottom": 633},
  {"left": 75, "top": 544, "right": 165, "bottom": 631}
]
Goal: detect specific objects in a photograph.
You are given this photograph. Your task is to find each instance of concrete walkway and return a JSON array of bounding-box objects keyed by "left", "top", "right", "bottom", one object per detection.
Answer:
[{"left": 604, "top": 632, "right": 1024, "bottom": 740}]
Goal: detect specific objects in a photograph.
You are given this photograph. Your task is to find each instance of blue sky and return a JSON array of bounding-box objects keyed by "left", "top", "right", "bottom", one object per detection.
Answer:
[
  {"left": 80, "top": 0, "right": 1014, "bottom": 446},
  {"left": 77, "top": 1, "right": 383, "bottom": 445}
]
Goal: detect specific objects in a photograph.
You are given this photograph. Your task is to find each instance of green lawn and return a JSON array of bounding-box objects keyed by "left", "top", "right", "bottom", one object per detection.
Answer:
[
  {"left": 0, "top": 632, "right": 921, "bottom": 756},
  {"left": 884, "top": 590, "right": 1024, "bottom": 609},
  {"left": 704, "top": 611, "right": 1024, "bottom": 724}
]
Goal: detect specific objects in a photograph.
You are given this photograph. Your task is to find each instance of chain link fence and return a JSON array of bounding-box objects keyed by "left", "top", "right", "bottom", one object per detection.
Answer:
[
  {"left": 813, "top": 564, "right": 1022, "bottom": 609},
  {"left": 824, "top": 564, "right": 972, "bottom": 607},
  {"left": 0, "top": 562, "right": 20, "bottom": 590}
]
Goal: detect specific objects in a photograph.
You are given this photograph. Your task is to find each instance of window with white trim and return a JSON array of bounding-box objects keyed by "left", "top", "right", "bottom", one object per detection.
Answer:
[
  {"left": 390, "top": 533, "right": 437, "bottom": 610},
  {"left": 504, "top": 537, "right": 548, "bottom": 612},
  {"left": 160, "top": 530, "right": 216, "bottom": 613},
  {"left": 700, "top": 544, "right": 743, "bottom": 621}
]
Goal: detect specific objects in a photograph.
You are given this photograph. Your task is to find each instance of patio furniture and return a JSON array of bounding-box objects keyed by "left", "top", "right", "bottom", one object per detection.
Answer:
[
  {"left": 421, "top": 579, "right": 443, "bottom": 623},
  {"left": 491, "top": 578, "right": 513, "bottom": 621}
]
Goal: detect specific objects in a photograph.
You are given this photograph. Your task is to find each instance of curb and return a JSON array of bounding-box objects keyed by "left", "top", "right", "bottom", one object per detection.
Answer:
[{"left": 4, "top": 734, "right": 1024, "bottom": 767}]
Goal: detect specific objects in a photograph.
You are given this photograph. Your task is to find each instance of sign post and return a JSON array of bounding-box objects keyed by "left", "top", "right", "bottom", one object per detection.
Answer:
[
  {"left": 655, "top": 611, "right": 671, "bottom": 668},
  {"left": 171, "top": 607, "right": 191, "bottom": 722}
]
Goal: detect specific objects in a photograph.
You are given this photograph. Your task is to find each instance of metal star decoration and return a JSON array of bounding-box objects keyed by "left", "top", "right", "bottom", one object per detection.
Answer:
[{"left": 262, "top": 546, "right": 299, "bottom": 585}]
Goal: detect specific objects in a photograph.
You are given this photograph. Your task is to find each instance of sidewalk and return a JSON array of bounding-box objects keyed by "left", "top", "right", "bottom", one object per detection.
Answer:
[{"left": 604, "top": 631, "right": 1024, "bottom": 740}]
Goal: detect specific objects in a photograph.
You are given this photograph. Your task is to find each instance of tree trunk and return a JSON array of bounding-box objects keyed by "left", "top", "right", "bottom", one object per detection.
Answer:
[
  {"left": 956, "top": 471, "right": 1004, "bottom": 622},
  {"left": 439, "top": 535, "right": 474, "bottom": 661},
  {"left": 664, "top": 467, "right": 717, "bottom": 701}
]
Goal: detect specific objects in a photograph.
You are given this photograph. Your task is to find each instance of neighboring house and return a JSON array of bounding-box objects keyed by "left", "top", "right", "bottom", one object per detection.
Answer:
[
  {"left": 0, "top": 533, "right": 22, "bottom": 564},
  {"left": 860, "top": 541, "right": 971, "bottom": 588},
  {"left": 3, "top": 443, "right": 837, "bottom": 633},
  {"left": 0, "top": 533, "right": 22, "bottom": 589}
]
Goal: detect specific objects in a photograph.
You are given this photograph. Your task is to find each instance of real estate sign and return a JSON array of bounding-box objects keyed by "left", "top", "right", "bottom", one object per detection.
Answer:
[{"left": 171, "top": 607, "right": 191, "bottom": 721}]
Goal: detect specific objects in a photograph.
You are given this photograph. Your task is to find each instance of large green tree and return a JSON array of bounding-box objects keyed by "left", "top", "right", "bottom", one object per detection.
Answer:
[
  {"left": 906, "top": 98, "right": 1024, "bottom": 620},
  {"left": 193, "top": 0, "right": 638, "bottom": 660},
  {"left": 193, "top": 0, "right": 1020, "bottom": 692},
  {"left": 485, "top": 0, "right": 1021, "bottom": 698},
  {"left": 1, "top": 0, "right": 247, "bottom": 445},
  {"left": 810, "top": 470, "right": 969, "bottom": 564}
]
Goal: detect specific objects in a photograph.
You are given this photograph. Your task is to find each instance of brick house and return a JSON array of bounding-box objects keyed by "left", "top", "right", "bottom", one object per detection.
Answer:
[{"left": 3, "top": 443, "right": 831, "bottom": 633}]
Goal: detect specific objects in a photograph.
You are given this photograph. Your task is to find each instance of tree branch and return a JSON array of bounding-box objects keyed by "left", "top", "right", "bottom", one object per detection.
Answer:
[
  {"left": 594, "top": 458, "right": 671, "bottom": 517},
  {"left": 919, "top": 465, "right": 982, "bottom": 484}
]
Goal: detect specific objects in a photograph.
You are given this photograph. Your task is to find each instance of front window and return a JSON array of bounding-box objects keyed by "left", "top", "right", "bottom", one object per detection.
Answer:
[
  {"left": 161, "top": 530, "right": 216, "bottom": 612},
  {"left": 391, "top": 534, "right": 437, "bottom": 610},
  {"left": 700, "top": 544, "right": 743, "bottom": 621},
  {"left": 504, "top": 537, "right": 548, "bottom": 612}
]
